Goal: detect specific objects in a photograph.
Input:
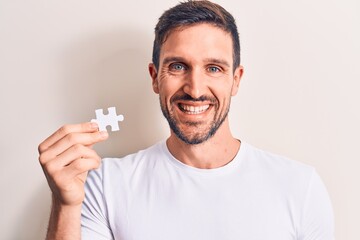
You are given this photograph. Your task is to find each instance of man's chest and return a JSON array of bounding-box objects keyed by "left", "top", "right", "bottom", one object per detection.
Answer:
[{"left": 107, "top": 175, "right": 299, "bottom": 240}]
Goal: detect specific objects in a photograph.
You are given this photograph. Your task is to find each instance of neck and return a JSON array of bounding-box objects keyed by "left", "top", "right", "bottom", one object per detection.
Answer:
[{"left": 166, "top": 119, "right": 240, "bottom": 169}]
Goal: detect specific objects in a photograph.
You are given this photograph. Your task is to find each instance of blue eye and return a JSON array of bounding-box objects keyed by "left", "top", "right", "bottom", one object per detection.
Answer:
[
  {"left": 170, "top": 63, "right": 186, "bottom": 71},
  {"left": 208, "top": 66, "right": 220, "bottom": 72}
]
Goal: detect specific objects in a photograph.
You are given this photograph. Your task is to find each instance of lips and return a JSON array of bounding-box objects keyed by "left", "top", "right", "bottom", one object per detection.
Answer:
[{"left": 178, "top": 103, "right": 210, "bottom": 114}]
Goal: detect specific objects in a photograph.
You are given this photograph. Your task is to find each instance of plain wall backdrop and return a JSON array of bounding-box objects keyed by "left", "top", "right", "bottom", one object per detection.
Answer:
[{"left": 1, "top": 0, "right": 359, "bottom": 239}]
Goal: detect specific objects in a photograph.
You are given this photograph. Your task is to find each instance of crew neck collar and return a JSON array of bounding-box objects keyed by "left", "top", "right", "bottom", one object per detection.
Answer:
[{"left": 160, "top": 139, "right": 246, "bottom": 176}]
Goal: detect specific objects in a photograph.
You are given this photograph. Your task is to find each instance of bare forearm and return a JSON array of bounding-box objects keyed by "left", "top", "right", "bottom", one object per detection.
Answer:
[{"left": 46, "top": 197, "right": 82, "bottom": 240}]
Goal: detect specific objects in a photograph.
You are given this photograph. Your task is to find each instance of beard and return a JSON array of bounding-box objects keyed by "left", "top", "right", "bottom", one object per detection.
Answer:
[{"left": 160, "top": 94, "right": 230, "bottom": 145}]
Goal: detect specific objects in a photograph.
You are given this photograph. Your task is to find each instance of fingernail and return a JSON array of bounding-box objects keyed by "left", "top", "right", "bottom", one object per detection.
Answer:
[
  {"left": 91, "top": 122, "right": 98, "bottom": 129},
  {"left": 100, "top": 131, "right": 108, "bottom": 138}
]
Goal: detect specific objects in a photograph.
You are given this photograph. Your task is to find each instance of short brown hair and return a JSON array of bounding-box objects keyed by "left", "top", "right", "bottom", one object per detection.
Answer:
[{"left": 152, "top": 0, "right": 240, "bottom": 71}]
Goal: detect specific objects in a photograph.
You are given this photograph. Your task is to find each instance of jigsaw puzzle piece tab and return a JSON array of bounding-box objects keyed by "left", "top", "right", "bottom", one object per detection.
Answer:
[{"left": 91, "top": 107, "right": 124, "bottom": 132}]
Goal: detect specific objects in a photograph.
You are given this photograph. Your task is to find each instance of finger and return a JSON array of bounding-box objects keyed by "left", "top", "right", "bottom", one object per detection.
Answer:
[
  {"left": 49, "top": 157, "right": 100, "bottom": 195},
  {"left": 38, "top": 122, "right": 99, "bottom": 154},
  {"left": 62, "top": 157, "right": 101, "bottom": 180},
  {"left": 43, "top": 144, "right": 100, "bottom": 173},
  {"left": 39, "top": 131, "right": 108, "bottom": 165}
]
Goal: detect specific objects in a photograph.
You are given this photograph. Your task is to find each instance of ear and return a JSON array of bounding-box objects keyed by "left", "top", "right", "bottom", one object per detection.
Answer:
[
  {"left": 231, "top": 65, "right": 244, "bottom": 96},
  {"left": 148, "top": 63, "right": 159, "bottom": 94}
]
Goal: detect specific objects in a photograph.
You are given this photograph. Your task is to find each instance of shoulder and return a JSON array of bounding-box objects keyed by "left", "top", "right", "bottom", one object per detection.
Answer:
[
  {"left": 240, "top": 142, "right": 319, "bottom": 198},
  {"left": 104, "top": 140, "right": 164, "bottom": 169},
  {"left": 241, "top": 142, "right": 315, "bottom": 177},
  {"left": 87, "top": 140, "right": 166, "bottom": 182},
  {"left": 240, "top": 142, "right": 334, "bottom": 237}
]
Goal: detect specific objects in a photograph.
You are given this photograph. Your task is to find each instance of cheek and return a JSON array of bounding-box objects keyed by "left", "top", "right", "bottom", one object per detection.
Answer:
[
  {"left": 209, "top": 81, "right": 233, "bottom": 99},
  {"left": 157, "top": 72, "right": 172, "bottom": 90},
  {"left": 158, "top": 75, "right": 184, "bottom": 96}
]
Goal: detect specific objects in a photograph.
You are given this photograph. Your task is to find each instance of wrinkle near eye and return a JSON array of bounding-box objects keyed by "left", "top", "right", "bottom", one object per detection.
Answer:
[
  {"left": 159, "top": 64, "right": 181, "bottom": 80},
  {"left": 159, "top": 62, "right": 189, "bottom": 77}
]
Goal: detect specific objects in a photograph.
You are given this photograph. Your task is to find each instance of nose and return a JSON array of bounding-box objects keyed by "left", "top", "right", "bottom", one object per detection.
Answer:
[{"left": 183, "top": 68, "right": 207, "bottom": 99}]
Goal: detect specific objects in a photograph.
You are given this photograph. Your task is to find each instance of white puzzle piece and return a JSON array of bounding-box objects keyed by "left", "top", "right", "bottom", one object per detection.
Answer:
[{"left": 91, "top": 107, "right": 124, "bottom": 132}]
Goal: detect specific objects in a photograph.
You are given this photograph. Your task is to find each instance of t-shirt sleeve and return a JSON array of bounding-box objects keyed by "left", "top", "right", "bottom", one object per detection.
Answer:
[
  {"left": 81, "top": 167, "right": 114, "bottom": 240},
  {"left": 299, "top": 170, "right": 335, "bottom": 240}
]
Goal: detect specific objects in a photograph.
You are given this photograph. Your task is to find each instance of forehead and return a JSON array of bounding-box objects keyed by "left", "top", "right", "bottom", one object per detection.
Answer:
[{"left": 160, "top": 23, "right": 233, "bottom": 63}]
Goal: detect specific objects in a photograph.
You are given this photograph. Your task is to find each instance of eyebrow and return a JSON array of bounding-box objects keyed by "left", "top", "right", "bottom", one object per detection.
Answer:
[
  {"left": 204, "top": 58, "right": 230, "bottom": 68},
  {"left": 162, "top": 56, "right": 231, "bottom": 68},
  {"left": 162, "top": 56, "right": 186, "bottom": 66}
]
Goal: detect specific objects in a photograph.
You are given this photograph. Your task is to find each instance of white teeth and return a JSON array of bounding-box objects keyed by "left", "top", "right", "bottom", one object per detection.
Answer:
[{"left": 180, "top": 104, "right": 210, "bottom": 114}]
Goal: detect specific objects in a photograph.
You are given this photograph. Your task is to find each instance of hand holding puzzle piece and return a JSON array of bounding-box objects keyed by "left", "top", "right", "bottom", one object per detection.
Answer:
[{"left": 91, "top": 107, "right": 124, "bottom": 132}]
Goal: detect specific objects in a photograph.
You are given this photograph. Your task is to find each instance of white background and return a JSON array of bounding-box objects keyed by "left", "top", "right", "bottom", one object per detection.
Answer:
[{"left": 1, "top": 0, "right": 359, "bottom": 239}]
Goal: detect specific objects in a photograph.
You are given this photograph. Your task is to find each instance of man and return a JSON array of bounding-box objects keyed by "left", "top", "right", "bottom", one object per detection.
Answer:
[{"left": 38, "top": 1, "right": 334, "bottom": 239}]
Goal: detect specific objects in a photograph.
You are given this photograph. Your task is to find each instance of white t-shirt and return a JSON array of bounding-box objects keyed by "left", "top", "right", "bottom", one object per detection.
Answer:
[{"left": 81, "top": 141, "right": 334, "bottom": 240}]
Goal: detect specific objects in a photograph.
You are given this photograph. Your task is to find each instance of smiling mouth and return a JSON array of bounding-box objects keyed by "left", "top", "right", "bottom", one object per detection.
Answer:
[{"left": 178, "top": 103, "right": 210, "bottom": 114}]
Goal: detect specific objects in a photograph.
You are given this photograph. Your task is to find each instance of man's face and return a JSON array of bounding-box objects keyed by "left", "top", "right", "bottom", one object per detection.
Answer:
[{"left": 149, "top": 23, "right": 243, "bottom": 144}]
